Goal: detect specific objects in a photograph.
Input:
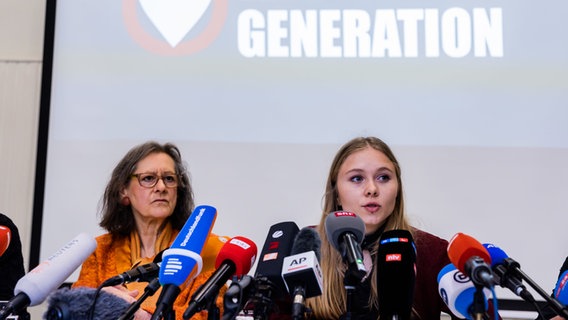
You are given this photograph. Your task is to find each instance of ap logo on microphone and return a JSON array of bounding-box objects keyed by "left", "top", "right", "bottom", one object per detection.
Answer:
[{"left": 122, "top": 0, "right": 228, "bottom": 56}]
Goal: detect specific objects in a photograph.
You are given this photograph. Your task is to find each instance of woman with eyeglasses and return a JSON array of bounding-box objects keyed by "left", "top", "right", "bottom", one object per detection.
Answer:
[{"left": 72, "top": 141, "right": 229, "bottom": 320}]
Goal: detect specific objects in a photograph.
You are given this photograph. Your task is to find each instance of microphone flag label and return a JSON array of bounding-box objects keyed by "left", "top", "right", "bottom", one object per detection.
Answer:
[{"left": 385, "top": 253, "right": 402, "bottom": 262}]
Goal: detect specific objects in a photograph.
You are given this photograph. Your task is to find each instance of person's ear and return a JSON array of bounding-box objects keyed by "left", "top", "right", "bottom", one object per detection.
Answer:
[{"left": 120, "top": 190, "right": 130, "bottom": 206}]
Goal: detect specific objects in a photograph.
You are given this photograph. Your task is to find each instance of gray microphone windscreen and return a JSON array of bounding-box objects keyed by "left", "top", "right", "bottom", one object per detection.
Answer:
[
  {"left": 44, "top": 287, "right": 130, "bottom": 320},
  {"left": 324, "top": 211, "right": 365, "bottom": 251}
]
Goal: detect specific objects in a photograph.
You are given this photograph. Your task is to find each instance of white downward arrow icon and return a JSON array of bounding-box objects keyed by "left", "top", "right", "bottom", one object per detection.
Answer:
[{"left": 139, "top": 0, "right": 212, "bottom": 47}]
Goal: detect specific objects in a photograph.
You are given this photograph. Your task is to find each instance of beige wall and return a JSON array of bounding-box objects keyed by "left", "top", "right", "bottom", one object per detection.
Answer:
[
  {"left": 0, "top": 0, "right": 46, "bottom": 317},
  {"left": 0, "top": 0, "right": 45, "bottom": 269}
]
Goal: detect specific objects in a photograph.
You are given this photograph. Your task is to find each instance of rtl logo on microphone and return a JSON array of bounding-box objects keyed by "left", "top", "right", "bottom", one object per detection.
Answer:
[{"left": 385, "top": 253, "right": 402, "bottom": 262}]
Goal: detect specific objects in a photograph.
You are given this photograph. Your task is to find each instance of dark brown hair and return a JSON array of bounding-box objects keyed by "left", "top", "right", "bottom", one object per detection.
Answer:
[{"left": 99, "top": 141, "right": 194, "bottom": 235}]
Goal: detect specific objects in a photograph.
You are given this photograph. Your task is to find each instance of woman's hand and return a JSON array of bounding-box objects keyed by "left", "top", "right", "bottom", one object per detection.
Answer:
[
  {"left": 102, "top": 286, "right": 152, "bottom": 319},
  {"left": 102, "top": 285, "right": 139, "bottom": 303}
]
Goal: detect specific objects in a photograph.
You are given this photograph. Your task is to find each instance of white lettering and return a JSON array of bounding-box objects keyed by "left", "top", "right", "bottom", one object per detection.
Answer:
[
  {"left": 180, "top": 208, "right": 204, "bottom": 247},
  {"left": 290, "top": 10, "right": 318, "bottom": 57},
  {"left": 320, "top": 10, "right": 342, "bottom": 58},
  {"left": 424, "top": 9, "right": 440, "bottom": 57},
  {"left": 229, "top": 238, "right": 251, "bottom": 250},
  {"left": 237, "top": 8, "right": 504, "bottom": 58},
  {"left": 442, "top": 7, "right": 471, "bottom": 58},
  {"left": 267, "top": 10, "right": 288, "bottom": 57},
  {"left": 372, "top": 9, "right": 401, "bottom": 57},
  {"left": 238, "top": 9, "right": 265, "bottom": 57},
  {"left": 397, "top": 9, "right": 423, "bottom": 58},
  {"left": 343, "top": 10, "right": 372, "bottom": 58},
  {"left": 473, "top": 7, "right": 503, "bottom": 57}
]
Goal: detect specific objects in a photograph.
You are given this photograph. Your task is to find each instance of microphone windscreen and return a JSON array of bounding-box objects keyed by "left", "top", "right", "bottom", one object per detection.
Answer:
[
  {"left": 324, "top": 211, "right": 365, "bottom": 252},
  {"left": 376, "top": 229, "right": 416, "bottom": 319},
  {"left": 44, "top": 287, "right": 130, "bottom": 320},
  {"left": 554, "top": 270, "right": 568, "bottom": 305},
  {"left": 482, "top": 243, "right": 508, "bottom": 266},
  {"left": 290, "top": 227, "right": 321, "bottom": 261},
  {"left": 0, "top": 225, "right": 11, "bottom": 257},
  {"left": 215, "top": 236, "right": 258, "bottom": 275},
  {"left": 159, "top": 205, "right": 217, "bottom": 287},
  {"left": 438, "top": 264, "right": 475, "bottom": 319},
  {"left": 437, "top": 263, "right": 490, "bottom": 319},
  {"left": 447, "top": 233, "right": 491, "bottom": 274},
  {"left": 16, "top": 233, "right": 97, "bottom": 306}
]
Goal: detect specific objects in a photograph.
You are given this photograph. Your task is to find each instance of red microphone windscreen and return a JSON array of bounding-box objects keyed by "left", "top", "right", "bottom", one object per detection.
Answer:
[
  {"left": 215, "top": 236, "right": 257, "bottom": 275},
  {"left": 447, "top": 232, "right": 491, "bottom": 274},
  {"left": 0, "top": 225, "right": 11, "bottom": 257}
]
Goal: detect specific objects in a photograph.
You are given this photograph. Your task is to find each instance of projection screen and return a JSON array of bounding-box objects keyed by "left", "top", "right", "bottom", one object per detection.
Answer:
[{"left": 35, "top": 0, "right": 568, "bottom": 308}]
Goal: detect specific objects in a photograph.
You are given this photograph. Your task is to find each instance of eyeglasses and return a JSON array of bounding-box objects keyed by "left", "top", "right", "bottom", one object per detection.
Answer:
[{"left": 131, "top": 172, "right": 179, "bottom": 188}]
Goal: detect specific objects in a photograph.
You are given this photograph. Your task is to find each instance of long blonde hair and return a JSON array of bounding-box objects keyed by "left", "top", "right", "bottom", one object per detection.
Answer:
[{"left": 308, "top": 137, "right": 412, "bottom": 319}]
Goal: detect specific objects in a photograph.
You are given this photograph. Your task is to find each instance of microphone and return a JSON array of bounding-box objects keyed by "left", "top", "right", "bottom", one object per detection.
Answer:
[
  {"left": 437, "top": 263, "right": 490, "bottom": 320},
  {"left": 100, "top": 250, "right": 164, "bottom": 287},
  {"left": 482, "top": 243, "right": 534, "bottom": 302},
  {"left": 281, "top": 227, "right": 323, "bottom": 320},
  {"left": 117, "top": 278, "right": 162, "bottom": 320},
  {"left": 554, "top": 270, "right": 568, "bottom": 305},
  {"left": 324, "top": 211, "right": 366, "bottom": 283},
  {"left": 222, "top": 275, "right": 255, "bottom": 320},
  {"left": 480, "top": 243, "right": 568, "bottom": 318},
  {"left": 44, "top": 287, "right": 130, "bottom": 320},
  {"left": 0, "top": 225, "right": 11, "bottom": 257},
  {"left": 376, "top": 229, "right": 416, "bottom": 320},
  {"left": 150, "top": 205, "right": 217, "bottom": 320},
  {"left": 0, "top": 233, "right": 96, "bottom": 320},
  {"left": 248, "top": 221, "right": 299, "bottom": 319},
  {"left": 183, "top": 236, "right": 258, "bottom": 319},
  {"left": 447, "top": 233, "right": 494, "bottom": 288}
]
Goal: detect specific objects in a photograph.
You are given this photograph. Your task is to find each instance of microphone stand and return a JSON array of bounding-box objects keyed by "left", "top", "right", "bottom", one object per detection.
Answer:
[
  {"left": 222, "top": 275, "right": 254, "bottom": 320},
  {"left": 183, "top": 292, "right": 220, "bottom": 320},
  {"left": 118, "top": 278, "right": 161, "bottom": 320},
  {"left": 251, "top": 276, "right": 276, "bottom": 320},
  {"left": 343, "top": 266, "right": 364, "bottom": 320},
  {"left": 157, "top": 307, "right": 175, "bottom": 320},
  {"left": 343, "top": 283, "right": 354, "bottom": 320},
  {"left": 152, "top": 299, "right": 177, "bottom": 320},
  {"left": 206, "top": 294, "right": 220, "bottom": 320},
  {"left": 503, "top": 258, "right": 568, "bottom": 318},
  {"left": 291, "top": 286, "right": 306, "bottom": 320},
  {"left": 471, "top": 284, "right": 487, "bottom": 320}
]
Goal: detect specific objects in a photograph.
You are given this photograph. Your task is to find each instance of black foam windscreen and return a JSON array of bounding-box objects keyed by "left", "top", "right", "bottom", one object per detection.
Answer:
[
  {"left": 44, "top": 287, "right": 130, "bottom": 320},
  {"left": 376, "top": 229, "right": 416, "bottom": 320},
  {"left": 324, "top": 211, "right": 365, "bottom": 251},
  {"left": 290, "top": 227, "right": 321, "bottom": 261}
]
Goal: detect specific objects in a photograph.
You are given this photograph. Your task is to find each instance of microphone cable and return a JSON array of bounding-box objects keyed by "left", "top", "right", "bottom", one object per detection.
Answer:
[{"left": 87, "top": 284, "right": 104, "bottom": 320}]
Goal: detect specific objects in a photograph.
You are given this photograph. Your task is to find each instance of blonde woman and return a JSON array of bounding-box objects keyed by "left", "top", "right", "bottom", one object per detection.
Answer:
[{"left": 307, "top": 137, "right": 457, "bottom": 319}]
